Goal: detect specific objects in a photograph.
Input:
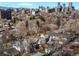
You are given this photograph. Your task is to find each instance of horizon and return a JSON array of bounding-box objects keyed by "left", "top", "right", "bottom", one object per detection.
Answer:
[{"left": 0, "top": 2, "right": 79, "bottom": 9}]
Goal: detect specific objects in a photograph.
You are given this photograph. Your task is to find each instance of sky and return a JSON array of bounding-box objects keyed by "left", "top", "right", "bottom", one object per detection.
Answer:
[{"left": 0, "top": 2, "right": 79, "bottom": 9}]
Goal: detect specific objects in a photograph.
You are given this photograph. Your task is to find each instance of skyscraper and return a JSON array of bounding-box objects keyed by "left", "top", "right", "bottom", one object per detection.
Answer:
[
  {"left": 62, "top": 4, "right": 66, "bottom": 12},
  {"left": 68, "top": 2, "right": 75, "bottom": 11},
  {"left": 68, "top": 2, "right": 72, "bottom": 9},
  {"left": 58, "top": 2, "right": 60, "bottom": 6},
  {"left": 57, "top": 2, "right": 61, "bottom": 12}
]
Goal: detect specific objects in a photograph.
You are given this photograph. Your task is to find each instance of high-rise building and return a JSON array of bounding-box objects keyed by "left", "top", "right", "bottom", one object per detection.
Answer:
[
  {"left": 62, "top": 4, "right": 66, "bottom": 12},
  {"left": 68, "top": 2, "right": 72, "bottom": 8},
  {"left": 1, "top": 9, "right": 12, "bottom": 20},
  {"left": 57, "top": 2, "right": 61, "bottom": 12},
  {"left": 57, "top": 2, "right": 60, "bottom": 6},
  {"left": 57, "top": 2, "right": 63, "bottom": 12},
  {"left": 68, "top": 2, "right": 75, "bottom": 11}
]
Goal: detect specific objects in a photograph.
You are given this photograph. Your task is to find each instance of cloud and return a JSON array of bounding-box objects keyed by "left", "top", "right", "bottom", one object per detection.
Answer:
[
  {"left": 4, "top": 3, "right": 33, "bottom": 8},
  {"left": 5, "top": 5, "right": 21, "bottom": 8},
  {"left": 18, "top": 3, "right": 33, "bottom": 6},
  {"left": 13, "top": 3, "right": 33, "bottom": 8}
]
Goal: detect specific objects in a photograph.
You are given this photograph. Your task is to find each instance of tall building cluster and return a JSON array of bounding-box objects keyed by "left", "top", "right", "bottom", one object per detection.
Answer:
[
  {"left": 56, "top": 2, "right": 75, "bottom": 13},
  {"left": 0, "top": 2, "right": 76, "bottom": 20}
]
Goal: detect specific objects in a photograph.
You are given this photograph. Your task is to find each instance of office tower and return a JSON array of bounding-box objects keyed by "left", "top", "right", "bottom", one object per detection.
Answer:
[
  {"left": 57, "top": 2, "right": 60, "bottom": 12},
  {"left": 57, "top": 2, "right": 62, "bottom": 12},
  {"left": 62, "top": 4, "right": 66, "bottom": 12},
  {"left": 58, "top": 2, "right": 60, "bottom": 6},
  {"left": 68, "top": 2, "right": 72, "bottom": 9},
  {"left": 68, "top": 2, "right": 75, "bottom": 11}
]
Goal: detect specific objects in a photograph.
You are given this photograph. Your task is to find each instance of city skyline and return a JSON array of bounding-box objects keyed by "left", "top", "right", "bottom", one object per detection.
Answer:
[{"left": 0, "top": 2, "right": 79, "bottom": 9}]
